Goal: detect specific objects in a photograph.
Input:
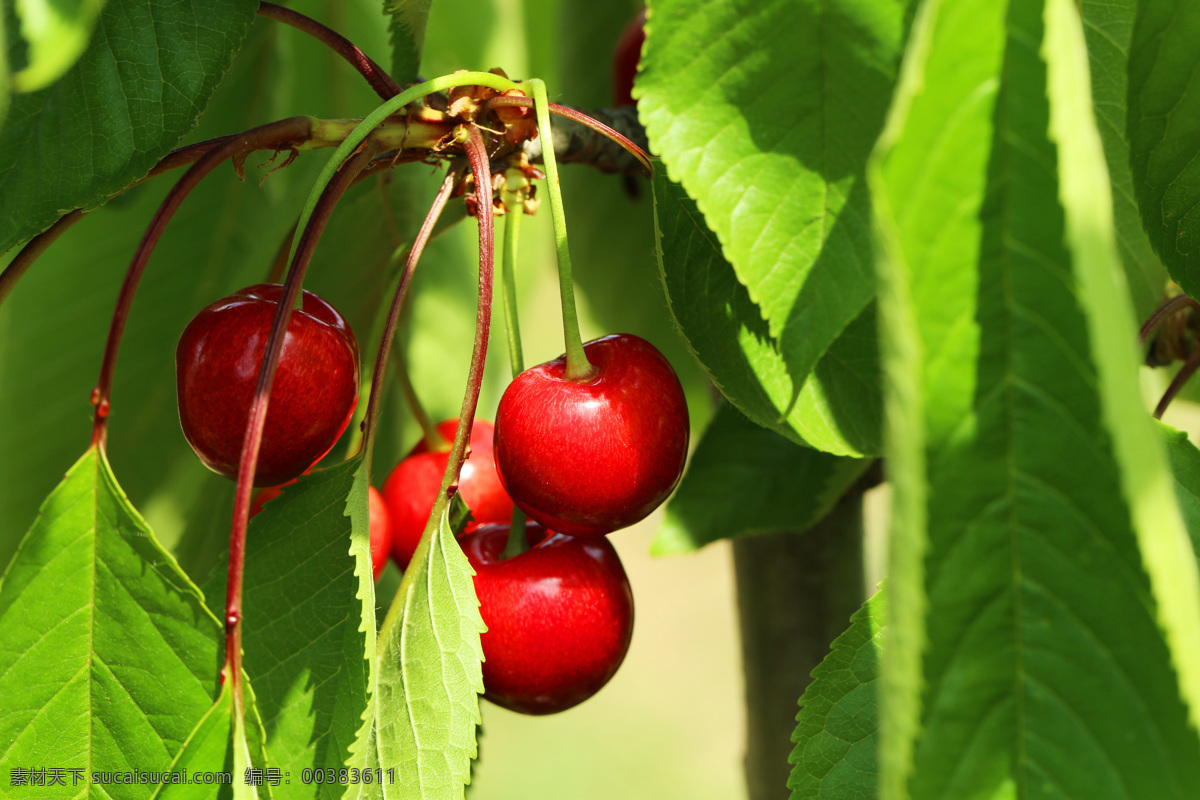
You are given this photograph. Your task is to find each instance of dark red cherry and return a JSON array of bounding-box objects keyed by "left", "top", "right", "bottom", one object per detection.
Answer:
[
  {"left": 613, "top": 9, "right": 647, "bottom": 108},
  {"left": 176, "top": 284, "right": 359, "bottom": 487},
  {"left": 382, "top": 419, "right": 513, "bottom": 569},
  {"left": 462, "top": 522, "right": 634, "bottom": 715}
]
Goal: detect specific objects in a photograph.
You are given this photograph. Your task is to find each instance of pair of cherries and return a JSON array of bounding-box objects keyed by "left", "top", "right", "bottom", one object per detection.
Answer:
[{"left": 176, "top": 284, "right": 689, "bottom": 713}]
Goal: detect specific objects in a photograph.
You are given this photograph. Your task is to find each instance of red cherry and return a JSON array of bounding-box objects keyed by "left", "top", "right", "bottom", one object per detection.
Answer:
[
  {"left": 367, "top": 486, "right": 393, "bottom": 581},
  {"left": 493, "top": 334, "right": 689, "bottom": 536},
  {"left": 461, "top": 522, "right": 634, "bottom": 715},
  {"left": 250, "top": 481, "right": 393, "bottom": 581},
  {"left": 382, "top": 419, "right": 514, "bottom": 569},
  {"left": 176, "top": 284, "right": 359, "bottom": 487},
  {"left": 613, "top": 9, "right": 647, "bottom": 108}
]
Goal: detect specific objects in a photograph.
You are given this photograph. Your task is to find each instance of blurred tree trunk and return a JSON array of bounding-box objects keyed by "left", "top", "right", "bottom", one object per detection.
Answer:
[{"left": 734, "top": 487, "right": 866, "bottom": 800}]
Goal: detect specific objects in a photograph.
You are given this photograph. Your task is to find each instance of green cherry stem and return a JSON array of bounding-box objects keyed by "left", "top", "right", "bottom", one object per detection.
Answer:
[
  {"left": 499, "top": 172, "right": 530, "bottom": 559},
  {"left": 522, "top": 78, "right": 595, "bottom": 382},
  {"left": 499, "top": 172, "right": 527, "bottom": 378},
  {"left": 288, "top": 71, "right": 521, "bottom": 281}
]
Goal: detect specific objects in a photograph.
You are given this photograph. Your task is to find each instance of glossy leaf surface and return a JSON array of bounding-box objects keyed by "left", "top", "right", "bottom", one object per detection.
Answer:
[{"left": 0, "top": 0, "right": 259, "bottom": 253}]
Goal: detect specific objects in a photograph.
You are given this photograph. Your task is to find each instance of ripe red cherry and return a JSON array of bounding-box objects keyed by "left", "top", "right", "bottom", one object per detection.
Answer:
[
  {"left": 381, "top": 419, "right": 514, "bottom": 569},
  {"left": 366, "top": 487, "right": 393, "bottom": 581},
  {"left": 249, "top": 480, "right": 393, "bottom": 581},
  {"left": 176, "top": 284, "right": 359, "bottom": 487},
  {"left": 612, "top": 9, "right": 647, "bottom": 108},
  {"left": 461, "top": 521, "right": 634, "bottom": 715},
  {"left": 493, "top": 334, "right": 689, "bottom": 536}
]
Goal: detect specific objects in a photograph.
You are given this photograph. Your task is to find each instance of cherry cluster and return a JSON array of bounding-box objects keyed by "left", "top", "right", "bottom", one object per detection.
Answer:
[
  {"left": 177, "top": 291, "right": 686, "bottom": 715},
  {"left": 27, "top": 1, "right": 680, "bottom": 718}
]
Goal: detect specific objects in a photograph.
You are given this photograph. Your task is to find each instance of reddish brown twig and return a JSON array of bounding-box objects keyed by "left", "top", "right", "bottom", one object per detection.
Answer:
[{"left": 256, "top": 2, "right": 401, "bottom": 100}]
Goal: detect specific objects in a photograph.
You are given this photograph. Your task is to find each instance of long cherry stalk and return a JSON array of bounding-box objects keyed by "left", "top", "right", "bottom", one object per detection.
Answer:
[
  {"left": 482, "top": 95, "right": 653, "bottom": 174},
  {"left": 432, "top": 124, "right": 496, "bottom": 505},
  {"left": 522, "top": 79, "right": 595, "bottom": 382},
  {"left": 378, "top": 123, "right": 496, "bottom": 638},
  {"left": 90, "top": 118, "right": 313, "bottom": 447},
  {"left": 499, "top": 176, "right": 529, "bottom": 560},
  {"left": 221, "top": 139, "right": 379, "bottom": 723}
]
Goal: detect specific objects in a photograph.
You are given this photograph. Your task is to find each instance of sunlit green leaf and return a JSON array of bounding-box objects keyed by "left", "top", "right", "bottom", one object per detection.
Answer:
[
  {"left": 639, "top": 0, "right": 907, "bottom": 427},
  {"left": 11, "top": 0, "right": 106, "bottom": 93},
  {"left": 376, "top": 501, "right": 483, "bottom": 799},
  {"left": 653, "top": 172, "right": 881, "bottom": 456},
  {"left": 0, "top": 0, "right": 259, "bottom": 254},
  {"left": 873, "top": 0, "right": 1200, "bottom": 797},
  {"left": 0, "top": 447, "right": 222, "bottom": 799},
  {"left": 788, "top": 589, "right": 885, "bottom": 800},
  {"left": 1080, "top": 0, "right": 1165, "bottom": 319}
]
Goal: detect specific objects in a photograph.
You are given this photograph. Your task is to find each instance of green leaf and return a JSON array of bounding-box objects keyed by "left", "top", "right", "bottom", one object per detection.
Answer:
[
  {"left": 0, "top": 1, "right": 13, "bottom": 126},
  {"left": 376, "top": 501, "right": 484, "bottom": 799},
  {"left": 1049, "top": 0, "right": 1200, "bottom": 746},
  {"left": 150, "top": 686, "right": 237, "bottom": 800},
  {"left": 11, "top": 0, "right": 105, "bottom": 93},
  {"left": 638, "top": 0, "right": 907, "bottom": 420},
  {"left": 872, "top": 0, "right": 1200, "bottom": 796},
  {"left": 150, "top": 680, "right": 271, "bottom": 800},
  {"left": 1128, "top": 0, "right": 1200, "bottom": 298},
  {"left": 652, "top": 171, "right": 882, "bottom": 456},
  {"left": 0, "top": 0, "right": 259, "bottom": 254},
  {"left": 654, "top": 403, "right": 871, "bottom": 554},
  {"left": 384, "top": 0, "right": 431, "bottom": 83},
  {"left": 341, "top": 458, "right": 385, "bottom": 800},
  {"left": 788, "top": 588, "right": 885, "bottom": 800},
  {"left": 1079, "top": 0, "right": 1165, "bottom": 320},
  {"left": 0, "top": 447, "right": 222, "bottom": 798},
  {"left": 203, "top": 459, "right": 372, "bottom": 799},
  {"left": 1161, "top": 423, "right": 1200, "bottom": 569}
]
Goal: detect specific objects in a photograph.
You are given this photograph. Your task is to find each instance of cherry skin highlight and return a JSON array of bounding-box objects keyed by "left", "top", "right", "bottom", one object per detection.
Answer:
[
  {"left": 249, "top": 480, "right": 393, "bottom": 581},
  {"left": 176, "top": 284, "right": 359, "bottom": 487},
  {"left": 381, "top": 419, "right": 513, "bottom": 569},
  {"left": 461, "top": 521, "right": 634, "bottom": 715},
  {"left": 493, "top": 334, "right": 689, "bottom": 536}
]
